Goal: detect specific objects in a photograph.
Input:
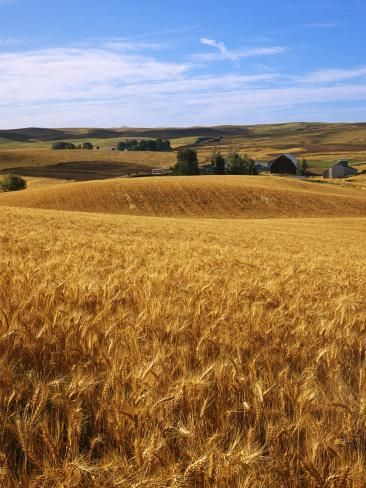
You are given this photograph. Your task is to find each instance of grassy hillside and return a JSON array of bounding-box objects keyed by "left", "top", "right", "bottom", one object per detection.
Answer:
[
  {"left": 0, "top": 206, "right": 366, "bottom": 486},
  {"left": 1, "top": 175, "right": 366, "bottom": 218}
]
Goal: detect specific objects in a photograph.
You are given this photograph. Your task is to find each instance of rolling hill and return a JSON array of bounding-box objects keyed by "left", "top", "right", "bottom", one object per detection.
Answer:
[
  {"left": 0, "top": 125, "right": 247, "bottom": 144},
  {"left": 1, "top": 175, "right": 366, "bottom": 218},
  {"left": 1, "top": 122, "right": 366, "bottom": 178}
]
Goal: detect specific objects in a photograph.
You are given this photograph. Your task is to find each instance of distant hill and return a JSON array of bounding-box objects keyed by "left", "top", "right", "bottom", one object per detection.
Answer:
[
  {"left": 2, "top": 122, "right": 366, "bottom": 144},
  {"left": 2, "top": 123, "right": 366, "bottom": 171},
  {"left": 0, "top": 125, "right": 249, "bottom": 143}
]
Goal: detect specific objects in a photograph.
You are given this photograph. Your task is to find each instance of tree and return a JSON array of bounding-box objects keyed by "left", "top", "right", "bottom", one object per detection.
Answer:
[
  {"left": 226, "top": 152, "right": 257, "bottom": 175},
  {"left": 82, "top": 142, "right": 94, "bottom": 150},
  {"left": 157, "top": 139, "right": 172, "bottom": 151},
  {"left": 226, "top": 152, "right": 246, "bottom": 174},
  {"left": 174, "top": 149, "right": 199, "bottom": 175},
  {"left": 52, "top": 141, "right": 76, "bottom": 150},
  {"left": 117, "top": 138, "right": 172, "bottom": 152},
  {"left": 246, "top": 155, "right": 258, "bottom": 175},
  {"left": 117, "top": 141, "right": 127, "bottom": 151},
  {"left": 0, "top": 174, "right": 27, "bottom": 192},
  {"left": 211, "top": 150, "right": 226, "bottom": 174},
  {"left": 298, "top": 158, "right": 309, "bottom": 176}
]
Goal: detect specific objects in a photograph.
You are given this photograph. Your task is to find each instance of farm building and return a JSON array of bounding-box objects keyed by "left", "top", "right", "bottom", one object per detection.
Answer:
[
  {"left": 254, "top": 162, "right": 270, "bottom": 173},
  {"left": 323, "top": 161, "right": 358, "bottom": 179},
  {"left": 269, "top": 154, "right": 299, "bottom": 175},
  {"left": 199, "top": 164, "right": 215, "bottom": 175},
  {"left": 151, "top": 168, "right": 172, "bottom": 176}
]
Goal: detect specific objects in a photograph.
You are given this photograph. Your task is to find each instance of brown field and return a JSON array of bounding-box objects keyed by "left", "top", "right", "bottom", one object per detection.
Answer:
[
  {"left": 0, "top": 149, "right": 176, "bottom": 180},
  {"left": 0, "top": 204, "right": 366, "bottom": 486}
]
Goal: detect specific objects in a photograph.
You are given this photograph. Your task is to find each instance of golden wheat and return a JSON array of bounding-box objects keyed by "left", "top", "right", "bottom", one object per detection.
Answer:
[
  {"left": 0, "top": 205, "right": 365, "bottom": 486},
  {"left": 1, "top": 175, "right": 366, "bottom": 219}
]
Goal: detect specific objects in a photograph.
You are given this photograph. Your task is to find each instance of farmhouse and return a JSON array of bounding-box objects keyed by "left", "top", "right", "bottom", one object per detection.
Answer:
[
  {"left": 323, "top": 161, "right": 358, "bottom": 179},
  {"left": 199, "top": 164, "right": 215, "bottom": 175},
  {"left": 254, "top": 162, "right": 270, "bottom": 173},
  {"left": 269, "top": 154, "right": 299, "bottom": 175}
]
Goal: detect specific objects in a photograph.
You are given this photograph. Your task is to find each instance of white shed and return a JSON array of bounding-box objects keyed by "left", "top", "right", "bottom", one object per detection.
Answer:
[{"left": 323, "top": 161, "right": 358, "bottom": 179}]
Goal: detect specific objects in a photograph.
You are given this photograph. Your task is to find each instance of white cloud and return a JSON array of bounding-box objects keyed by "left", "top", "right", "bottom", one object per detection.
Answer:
[
  {"left": 300, "top": 67, "right": 366, "bottom": 83},
  {"left": 0, "top": 46, "right": 190, "bottom": 105},
  {"left": 1, "top": 41, "right": 366, "bottom": 127},
  {"left": 197, "top": 38, "right": 287, "bottom": 62}
]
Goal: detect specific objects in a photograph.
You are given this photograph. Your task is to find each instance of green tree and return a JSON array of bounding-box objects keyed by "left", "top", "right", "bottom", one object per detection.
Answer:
[
  {"left": 226, "top": 152, "right": 245, "bottom": 174},
  {"left": 117, "top": 141, "right": 127, "bottom": 151},
  {"left": 52, "top": 141, "right": 76, "bottom": 150},
  {"left": 226, "top": 152, "right": 257, "bottom": 175},
  {"left": 0, "top": 174, "right": 27, "bottom": 192},
  {"left": 211, "top": 150, "right": 226, "bottom": 174},
  {"left": 117, "top": 139, "right": 172, "bottom": 152},
  {"left": 246, "top": 155, "right": 258, "bottom": 175},
  {"left": 82, "top": 142, "right": 94, "bottom": 150},
  {"left": 174, "top": 149, "right": 199, "bottom": 175},
  {"left": 298, "top": 158, "right": 309, "bottom": 176}
]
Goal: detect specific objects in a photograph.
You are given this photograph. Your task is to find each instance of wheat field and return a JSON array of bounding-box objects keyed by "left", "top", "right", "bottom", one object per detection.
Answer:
[
  {"left": 0, "top": 201, "right": 366, "bottom": 486},
  {"left": 1, "top": 175, "right": 366, "bottom": 218}
]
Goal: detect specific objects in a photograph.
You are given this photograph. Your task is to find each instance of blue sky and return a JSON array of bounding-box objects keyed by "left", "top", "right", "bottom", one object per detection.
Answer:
[{"left": 0, "top": 0, "right": 366, "bottom": 128}]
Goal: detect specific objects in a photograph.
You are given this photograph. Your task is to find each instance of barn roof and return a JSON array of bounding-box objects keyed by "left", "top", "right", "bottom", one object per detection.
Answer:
[
  {"left": 332, "top": 160, "right": 350, "bottom": 167},
  {"left": 269, "top": 153, "right": 300, "bottom": 169}
]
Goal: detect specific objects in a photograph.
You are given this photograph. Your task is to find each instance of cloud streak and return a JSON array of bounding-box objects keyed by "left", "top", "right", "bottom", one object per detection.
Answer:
[
  {"left": 1, "top": 41, "right": 366, "bottom": 128},
  {"left": 305, "top": 22, "right": 340, "bottom": 28},
  {"left": 198, "top": 38, "right": 287, "bottom": 62}
]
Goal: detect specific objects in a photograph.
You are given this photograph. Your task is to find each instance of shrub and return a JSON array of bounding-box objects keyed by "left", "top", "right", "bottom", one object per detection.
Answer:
[
  {"left": 82, "top": 142, "right": 94, "bottom": 150},
  {"left": 0, "top": 174, "right": 27, "bottom": 192}
]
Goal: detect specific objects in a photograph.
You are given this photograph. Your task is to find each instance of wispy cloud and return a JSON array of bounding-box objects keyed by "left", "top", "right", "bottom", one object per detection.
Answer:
[
  {"left": 196, "top": 38, "right": 287, "bottom": 62},
  {"left": 0, "top": 37, "right": 26, "bottom": 46},
  {"left": 305, "top": 22, "right": 340, "bottom": 28},
  {"left": 1, "top": 41, "right": 366, "bottom": 127},
  {"left": 300, "top": 66, "right": 366, "bottom": 83}
]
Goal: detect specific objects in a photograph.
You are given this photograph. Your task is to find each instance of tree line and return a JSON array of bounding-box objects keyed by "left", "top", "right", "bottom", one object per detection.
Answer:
[
  {"left": 117, "top": 139, "right": 171, "bottom": 152},
  {"left": 52, "top": 139, "right": 172, "bottom": 152},
  {"left": 173, "top": 149, "right": 258, "bottom": 175},
  {"left": 52, "top": 141, "right": 95, "bottom": 150}
]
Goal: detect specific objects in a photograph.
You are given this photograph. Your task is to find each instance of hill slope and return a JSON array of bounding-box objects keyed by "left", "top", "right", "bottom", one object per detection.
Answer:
[
  {"left": 1, "top": 175, "right": 366, "bottom": 218},
  {"left": 2, "top": 122, "right": 366, "bottom": 171}
]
